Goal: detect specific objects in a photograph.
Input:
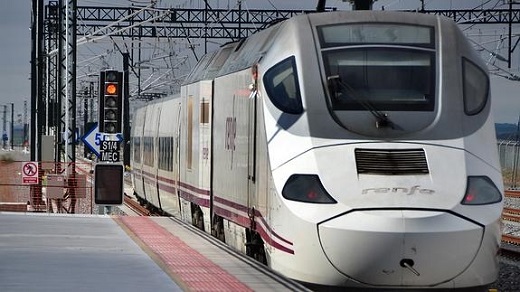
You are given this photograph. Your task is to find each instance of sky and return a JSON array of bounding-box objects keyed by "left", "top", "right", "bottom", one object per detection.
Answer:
[
  {"left": 1, "top": 0, "right": 520, "bottom": 124},
  {"left": 0, "top": 0, "right": 31, "bottom": 124}
]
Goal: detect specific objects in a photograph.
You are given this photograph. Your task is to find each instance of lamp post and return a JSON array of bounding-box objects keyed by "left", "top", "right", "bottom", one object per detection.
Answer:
[
  {"left": 2, "top": 105, "right": 6, "bottom": 150},
  {"left": 10, "top": 103, "right": 14, "bottom": 150}
]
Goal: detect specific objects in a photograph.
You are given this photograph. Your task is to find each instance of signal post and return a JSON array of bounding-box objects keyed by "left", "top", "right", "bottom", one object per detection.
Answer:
[{"left": 95, "top": 70, "right": 124, "bottom": 209}]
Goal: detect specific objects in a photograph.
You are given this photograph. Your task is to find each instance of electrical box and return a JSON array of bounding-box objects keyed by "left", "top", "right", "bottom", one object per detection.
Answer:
[{"left": 45, "top": 174, "right": 65, "bottom": 199}]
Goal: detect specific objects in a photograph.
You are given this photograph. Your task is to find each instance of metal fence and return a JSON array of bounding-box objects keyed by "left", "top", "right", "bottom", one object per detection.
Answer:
[
  {"left": 497, "top": 140, "right": 520, "bottom": 187},
  {"left": 498, "top": 140, "right": 520, "bottom": 170},
  {"left": 0, "top": 155, "right": 95, "bottom": 214}
]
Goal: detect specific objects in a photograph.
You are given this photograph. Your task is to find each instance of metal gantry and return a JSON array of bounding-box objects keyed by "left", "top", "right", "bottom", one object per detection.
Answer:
[{"left": 75, "top": 6, "right": 309, "bottom": 36}]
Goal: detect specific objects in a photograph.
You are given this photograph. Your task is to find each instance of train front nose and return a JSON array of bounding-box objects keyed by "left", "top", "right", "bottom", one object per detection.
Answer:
[{"left": 317, "top": 210, "right": 483, "bottom": 286}]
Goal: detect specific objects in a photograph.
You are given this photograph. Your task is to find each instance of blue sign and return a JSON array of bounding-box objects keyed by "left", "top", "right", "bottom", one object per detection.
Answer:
[
  {"left": 81, "top": 123, "right": 101, "bottom": 157},
  {"left": 81, "top": 123, "right": 123, "bottom": 158}
]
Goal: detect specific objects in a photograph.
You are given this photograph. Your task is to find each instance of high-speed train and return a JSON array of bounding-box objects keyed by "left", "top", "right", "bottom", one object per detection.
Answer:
[{"left": 130, "top": 10, "right": 504, "bottom": 290}]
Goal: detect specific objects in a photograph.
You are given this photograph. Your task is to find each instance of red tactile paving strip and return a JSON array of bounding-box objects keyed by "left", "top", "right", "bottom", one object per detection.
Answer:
[{"left": 118, "top": 216, "right": 253, "bottom": 291}]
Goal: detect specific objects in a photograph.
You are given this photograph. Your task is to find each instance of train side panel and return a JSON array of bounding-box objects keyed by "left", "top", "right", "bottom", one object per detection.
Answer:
[{"left": 178, "top": 81, "right": 212, "bottom": 230}]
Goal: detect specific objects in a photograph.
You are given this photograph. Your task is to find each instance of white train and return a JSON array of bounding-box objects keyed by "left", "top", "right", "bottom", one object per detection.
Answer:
[{"left": 130, "top": 10, "right": 504, "bottom": 290}]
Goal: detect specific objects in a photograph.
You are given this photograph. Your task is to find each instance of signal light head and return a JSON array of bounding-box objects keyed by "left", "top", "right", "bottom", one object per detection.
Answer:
[
  {"left": 99, "top": 70, "right": 122, "bottom": 134},
  {"left": 105, "top": 109, "right": 117, "bottom": 120},
  {"left": 106, "top": 71, "right": 118, "bottom": 82},
  {"left": 104, "top": 122, "right": 117, "bottom": 133},
  {"left": 105, "top": 83, "right": 118, "bottom": 95},
  {"left": 105, "top": 96, "right": 117, "bottom": 108}
]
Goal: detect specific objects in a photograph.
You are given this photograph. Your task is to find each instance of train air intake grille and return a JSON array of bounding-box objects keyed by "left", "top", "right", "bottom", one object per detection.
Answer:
[{"left": 355, "top": 149, "right": 429, "bottom": 175}]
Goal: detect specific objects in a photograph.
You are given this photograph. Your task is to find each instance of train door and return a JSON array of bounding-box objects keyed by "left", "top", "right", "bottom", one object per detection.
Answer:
[
  {"left": 248, "top": 85, "right": 258, "bottom": 218},
  {"left": 139, "top": 107, "right": 150, "bottom": 202},
  {"left": 142, "top": 103, "right": 161, "bottom": 209},
  {"left": 173, "top": 103, "right": 182, "bottom": 216},
  {"left": 178, "top": 89, "right": 194, "bottom": 224},
  {"left": 199, "top": 81, "right": 213, "bottom": 231},
  {"left": 247, "top": 72, "right": 268, "bottom": 263},
  {"left": 153, "top": 106, "right": 163, "bottom": 210},
  {"left": 131, "top": 107, "right": 147, "bottom": 203}
]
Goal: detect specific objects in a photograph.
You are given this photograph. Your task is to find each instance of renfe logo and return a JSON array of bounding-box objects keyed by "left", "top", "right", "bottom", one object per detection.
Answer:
[{"left": 361, "top": 185, "right": 435, "bottom": 196}]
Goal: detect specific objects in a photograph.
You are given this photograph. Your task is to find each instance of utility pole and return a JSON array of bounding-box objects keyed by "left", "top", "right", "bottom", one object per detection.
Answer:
[
  {"left": 2, "top": 105, "right": 7, "bottom": 150},
  {"left": 10, "top": 103, "right": 14, "bottom": 150},
  {"left": 23, "top": 100, "right": 28, "bottom": 148},
  {"left": 123, "top": 53, "right": 130, "bottom": 167}
]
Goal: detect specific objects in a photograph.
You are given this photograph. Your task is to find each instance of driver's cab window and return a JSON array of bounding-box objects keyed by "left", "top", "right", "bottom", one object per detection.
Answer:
[{"left": 263, "top": 56, "right": 303, "bottom": 114}]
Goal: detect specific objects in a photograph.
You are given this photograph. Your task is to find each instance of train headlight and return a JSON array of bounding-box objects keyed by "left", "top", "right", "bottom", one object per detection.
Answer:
[
  {"left": 282, "top": 174, "right": 337, "bottom": 204},
  {"left": 461, "top": 176, "right": 502, "bottom": 205}
]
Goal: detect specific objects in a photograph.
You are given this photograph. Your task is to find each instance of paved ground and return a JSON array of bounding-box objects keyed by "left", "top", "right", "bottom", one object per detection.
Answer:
[{"left": 0, "top": 212, "right": 182, "bottom": 292}]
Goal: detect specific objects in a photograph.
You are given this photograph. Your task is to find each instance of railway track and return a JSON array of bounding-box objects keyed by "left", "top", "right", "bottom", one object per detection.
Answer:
[
  {"left": 505, "top": 189, "right": 520, "bottom": 199},
  {"left": 501, "top": 193, "right": 520, "bottom": 258},
  {"left": 502, "top": 234, "right": 520, "bottom": 246},
  {"left": 503, "top": 207, "right": 520, "bottom": 223},
  {"left": 123, "top": 194, "right": 151, "bottom": 216}
]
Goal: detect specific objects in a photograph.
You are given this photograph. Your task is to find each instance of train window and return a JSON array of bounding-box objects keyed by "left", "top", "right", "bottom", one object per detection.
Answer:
[
  {"left": 462, "top": 58, "right": 489, "bottom": 116},
  {"left": 184, "top": 52, "right": 216, "bottom": 84},
  {"left": 168, "top": 137, "right": 173, "bottom": 171},
  {"left": 200, "top": 100, "right": 210, "bottom": 124},
  {"left": 214, "top": 47, "right": 234, "bottom": 67},
  {"left": 318, "top": 23, "right": 434, "bottom": 48},
  {"left": 323, "top": 48, "right": 435, "bottom": 111},
  {"left": 205, "top": 46, "right": 234, "bottom": 78},
  {"left": 263, "top": 56, "right": 303, "bottom": 114},
  {"left": 158, "top": 137, "right": 164, "bottom": 170},
  {"left": 143, "top": 137, "right": 154, "bottom": 166},
  {"left": 133, "top": 137, "right": 141, "bottom": 164},
  {"left": 158, "top": 137, "right": 173, "bottom": 171}
]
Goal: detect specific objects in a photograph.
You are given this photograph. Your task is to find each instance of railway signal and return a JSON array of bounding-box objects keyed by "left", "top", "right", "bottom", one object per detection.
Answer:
[{"left": 99, "top": 70, "right": 123, "bottom": 134}]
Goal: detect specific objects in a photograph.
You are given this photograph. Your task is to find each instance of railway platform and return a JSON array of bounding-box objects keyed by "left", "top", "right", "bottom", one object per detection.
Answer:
[{"left": 0, "top": 212, "right": 309, "bottom": 292}]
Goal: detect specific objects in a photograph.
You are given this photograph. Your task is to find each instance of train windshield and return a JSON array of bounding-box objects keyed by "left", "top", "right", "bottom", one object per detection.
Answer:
[{"left": 318, "top": 24, "right": 435, "bottom": 112}]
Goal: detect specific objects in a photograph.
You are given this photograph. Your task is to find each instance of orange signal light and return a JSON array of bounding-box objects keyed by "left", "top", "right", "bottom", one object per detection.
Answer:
[{"left": 105, "top": 83, "right": 117, "bottom": 95}]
